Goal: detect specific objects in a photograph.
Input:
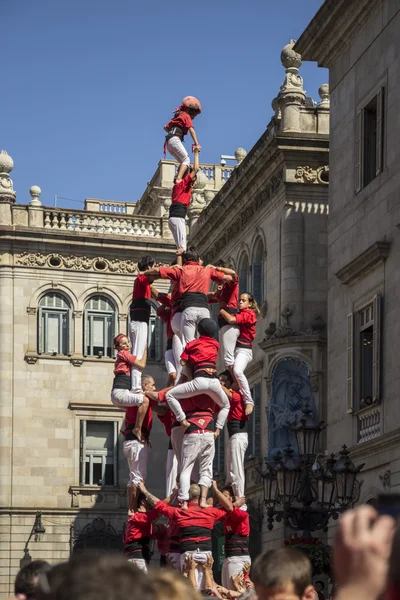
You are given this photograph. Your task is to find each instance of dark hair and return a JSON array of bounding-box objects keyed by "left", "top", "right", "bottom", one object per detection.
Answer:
[
  {"left": 138, "top": 255, "right": 155, "bottom": 272},
  {"left": 219, "top": 370, "right": 233, "bottom": 385},
  {"left": 222, "top": 485, "right": 234, "bottom": 498},
  {"left": 215, "top": 259, "right": 229, "bottom": 268},
  {"left": 15, "top": 560, "right": 51, "bottom": 598},
  {"left": 252, "top": 547, "right": 312, "bottom": 597},
  {"left": 137, "top": 492, "right": 147, "bottom": 507},
  {"left": 198, "top": 318, "right": 218, "bottom": 340},
  {"left": 240, "top": 292, "right": 260, "bottom": 314},
  {"left": 183, "top": 247, "right": 200, "bottom": 264}
]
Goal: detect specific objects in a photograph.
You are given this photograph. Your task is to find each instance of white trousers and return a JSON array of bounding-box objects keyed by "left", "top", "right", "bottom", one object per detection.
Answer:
[
  {"left": 110, "top": 388, "right": 144, "bottom": 409},
  {"left": 167, "top": 136, "right": 190, "bottom": 166},
  {"left": 233, "top": 348, "right": 254, "bottom": 405},
  {"left": 123, "top": 439, "right": 148, "bottom": 487},
  {"left": 166, "top": 447, "right": 178, "bottom": 497},
  {"left": 181, "top": 306, "right": 210, "bottom": 347},
  {"left": 171, "top": 312, "right": 183, "bottom": 380},
  {"left": 167, "top": 552, "right": 181, "bottom": 571},
  {"left": 219, "top": 324, "right": 240, "bottom": 368},
  {"left": 180, "top": 550, "right": 212, "bottom": 591},
  {"left": 165, "top": 348, "right": 177, "bottom": 375},
  {"left": 166, "top": 377, "right": 230, "bottom": 429},
  {"left": 221, "top": 555, "right": 252, "bottom": 590},
  {"left": 127, "top": 558, "right": 147, "bottom": 573},
  {"left": 129, "top": 320, "right": 148, "bottom": 392},
  {"left": 179, "top": 431, "right": 215, "bottom": 501},
  {"left": 225, "top": 432, "right": 248, "bottom": 498},
  {"left": 168, "top": 216, "right": 187, "bottom": 251},
  {"left": 171, "top": 426, "right": 199, "bottom": 481}
]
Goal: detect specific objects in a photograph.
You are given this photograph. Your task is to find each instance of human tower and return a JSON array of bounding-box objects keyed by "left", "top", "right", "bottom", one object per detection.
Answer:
[{"left": 110, "top": 97, "right": 259, "bottom": 594}]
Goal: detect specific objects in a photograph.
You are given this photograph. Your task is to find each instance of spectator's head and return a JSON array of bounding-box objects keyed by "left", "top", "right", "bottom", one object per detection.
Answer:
[
  {"left": 142, "top": 375, "right": 156, "bottom": 393},
  {"left": 15, "top": 560, "right": 51, "bottom": 599},
  {"left": 183, "top": 247, "right": 200, "bottom": 264},
  {"left": 198, "top": 318, "right": 218, "bottom": 341},
  {"left": 150, "top": 568, "right": 202, "bottom": 599},
  {"left": 252, "top": 548, "right": 314, "bottom": 600},
  {"left": 189, "top": 483, "right": 201, "bottom": 503},
  {"left": 219, "top": 370, "right": 234, "bottom": 388},
  {"left": 138, "top": 255, "right": 155, "bottom": 272}
]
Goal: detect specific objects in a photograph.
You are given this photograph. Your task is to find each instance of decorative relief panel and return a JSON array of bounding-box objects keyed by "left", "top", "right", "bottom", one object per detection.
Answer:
[
  {"left": 295, "top": 165, "right": 329, "bottom": 184},
  {"left": 16, "top": 252, "right": 138, "bottom": 274}
]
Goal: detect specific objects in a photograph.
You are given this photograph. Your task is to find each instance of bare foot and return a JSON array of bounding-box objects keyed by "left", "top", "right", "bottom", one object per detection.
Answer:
[
  {"left": 180, "top": 419, "right": 190, "bottom": 432},
  {"left": 199, "top": 497, "right": 208, "bottom": 508},
  {"left": 133, "top": 427, "right": 144, "bottom": 443},
  {"left": 181, "top": 501, "right": 188, "bottom": 510},
  {"left": 128, "top": 509, "right": 135, "bottom": 516}
]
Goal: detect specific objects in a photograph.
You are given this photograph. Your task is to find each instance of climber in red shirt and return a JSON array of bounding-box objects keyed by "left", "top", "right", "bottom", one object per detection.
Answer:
[
  {"left": 164, "top": 96, "right": 202, "bottom": 182},
  {"left": 123, "top": 492, "right": 159, "bottom": 573}
]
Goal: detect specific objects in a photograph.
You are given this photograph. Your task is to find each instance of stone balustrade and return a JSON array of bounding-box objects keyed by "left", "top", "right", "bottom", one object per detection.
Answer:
[{"left": 358, "top": 405, "right": 381, "bottom": 443}]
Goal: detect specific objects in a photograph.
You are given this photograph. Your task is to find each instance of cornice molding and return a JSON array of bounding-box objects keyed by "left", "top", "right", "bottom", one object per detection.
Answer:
[
  {"left": 68, "top": 402, "right": 124, "bottom": 414},
  {"left": 347, "top": 429, "right": 400, "bottom": 462},
  {"left": 335, "top": 241, "right": 390, "bottom": 285}
]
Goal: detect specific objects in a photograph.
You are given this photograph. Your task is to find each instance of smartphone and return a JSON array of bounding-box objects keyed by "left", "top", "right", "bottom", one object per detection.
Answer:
[{"left": 377, "top": 493, "right": 400, "bottom": 518}]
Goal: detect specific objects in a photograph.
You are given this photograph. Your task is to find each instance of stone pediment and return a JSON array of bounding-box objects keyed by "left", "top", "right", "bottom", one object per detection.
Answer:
[{"left": 335, "top": 241, "right": 390, "bottom": 285}]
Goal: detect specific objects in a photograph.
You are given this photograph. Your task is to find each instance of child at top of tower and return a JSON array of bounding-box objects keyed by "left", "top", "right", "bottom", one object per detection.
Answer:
[
  {"left": 164, "top": 96, "right": 202, "bottom": 182},
  {"left": 168, "top": 146, "right": 200, "bottom": 252}
]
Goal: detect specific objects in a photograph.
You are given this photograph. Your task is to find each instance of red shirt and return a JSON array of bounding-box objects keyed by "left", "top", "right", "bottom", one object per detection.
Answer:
[
  {"left": 167, "top": 519, "right": 180, "bottom": 552},
  {"left": 221, "top": 507, "right": 250, "bottom": 537},
  {"left": 181, "top": 336, "right": 220, "bottom": 368},
  {"left": 236, "top": 308, "right": 257, "bottom": 344},
  {"left": 113, "top": 350, "right": 137, "bottom": 376},
  {"left": 159, "top": 262, "right": 225, "bottom": 296},
  {"left": 157, "top": 304, "right": 173, "bottom": 340},
  {"left": 153, "top": 522, "right": 169, "bottom": 555},
  {"left": 132, "top": 274, "right": 151, "bottom": 300},
  {"left": 122, "top": 400, "right": 156, "bottom": 437},
  {"left": 228, "top": 390, "right": 248, "bottom": 421},
  {"left": 123, "top": 509, "right": 159, "bottom": 543},
  {"left": 217, "top": 279, "right": 239, "bottom": 309},
  {"left": 155, "top": 501, "right": 227, "bottom": 535},
  {"left": 171, "top": 174, "right": 193, "bottom": 206},
  {"left": 158, "top": 409, "right": 173, "bottom": 437},
  {"left": 165, "top": 111, "right": 193, "bottom": 135}
]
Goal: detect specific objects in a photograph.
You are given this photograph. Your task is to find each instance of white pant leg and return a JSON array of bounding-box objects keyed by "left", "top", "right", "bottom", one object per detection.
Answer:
[
  {"left": 165, "top": 348, "right": 177, "bottom": 375},
  {"left": 165, "top": 377, "right": 229, "bottom": 425},
  {"left": 180, "top": 551, "right": 211, "bottom": 591},
  {"left": 228, "top": 432, "right": 248, "bottom": 498},
  {"left": 179, "top": 433, "right": 200, "bottom": 501},
  {"left": 129, "top": 321, "right": 148, "bottom": 392},
  {"left": 110, "top": 389, "right": 144, "bottom": 409},
  {"left": 233, "top": 348, "right": 253, "bottom": 404},
  {"left": 168, "top": 217, "right": 187, "bottom": 251},
  {"left": 197, "top": 432, "right": 215, "bottom": 489},
  {"left": 225, "top": 434, "right": 233, "bottom": 487},
  {"left": 167, "top": 136, "right": 190, "bottom": 166},
  {"left": 181, "top": 306, "right": 210, "bottom": 347},
  {"left": 166, "top": 446, "right": 178, "bottom": 497},
  {"left": 171, "top": 312, "right": 183, "bottom": 379},
  {"left": 127, "top": 558, "right": 148, "bottom": 573},
  {"left": 222, "top": 556, "right": 252, "bottom": 590},
  {"left": 123, "top": 439, "right": 149, "bottom": 486},
  {"left": 171, "top": 426, "right": 184, "bottom": 472},
  {"left": 219, "top": 324, "right": 240, "bottom": 368},
  {"left": 167, "top": 552, "right": 181, "bottom": 571}
]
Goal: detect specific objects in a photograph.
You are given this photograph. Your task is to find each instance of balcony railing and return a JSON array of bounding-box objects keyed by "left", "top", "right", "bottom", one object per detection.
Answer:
[{"left": 358, "top": 405, "right": 381, "bottom": 443}]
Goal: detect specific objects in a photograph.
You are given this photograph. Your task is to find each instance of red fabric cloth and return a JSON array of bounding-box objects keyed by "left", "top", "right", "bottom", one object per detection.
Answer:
[
  {"left": 113, "top": 350, "right": 137, "bottom": 376},
  {"left": 123, "top": 509, "right": 159, "bottom": 542},
  {"left": 228, "top": 390, "right": 248, "bottom": 421},
  {"left": 165, "top": 111, "right": 193, "bottom": 135},
  {"left": 158, "top": 410, "right": 173, "bottom": 437},
  {"left": 235, "top": 308, "right": 257, "bottom": 343},
  {"left": 216, "top": 279, "right": 239, "bottom": 308},
  {"left": 122, "top": 399, "right": 156, "bottom": 436},
  {"left": 153, "top": 522, "right": 169, "bottom": 555},
  {"left": 155, "top": 501, "right": 227, "bottom": 533},
  {"left": 132, "top": 274, "right": 151, "bottom": 300},
  {"left": 157, "top": 304, "right": 173, "bottom": 340},
  {"left": 158, "top": 262, "right": 225, "bottom": 296},
  {"left": 171, "top": 174, "right": 193, "bottom": 206},
  {"left": 221, "top": 507, "right": 250, "bottom": 536},
  {"left": 157, "top": 293, "right": 172, "bottom": 308},
  {"left": 181, "top": 336, "right": 220, "bottom": 367}
]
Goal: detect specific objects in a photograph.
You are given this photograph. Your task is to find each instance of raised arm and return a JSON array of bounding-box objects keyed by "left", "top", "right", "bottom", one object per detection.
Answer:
[
  {"left": 190, "top": 147, "right": 200, "bottom": 179},
  {"left": 219, "top": 308, "right": 237, "bottom": 325},
  {"left": 212, "top": 481, "right": 234, "bottom": 512},
  {"left": 188, "top": 126, "right": 200, "bottom": 150},
  {"left": 138, "top": 482, "right": 161, "bottom": 508},
  {"left": 144, "top": 267, "right": 161, "bottom": 278}
]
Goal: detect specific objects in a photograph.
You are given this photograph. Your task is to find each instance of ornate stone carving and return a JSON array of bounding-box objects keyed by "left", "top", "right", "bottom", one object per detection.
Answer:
[
  {"left": 310, "top": 373, "right": 319, "bottom": 393},
  {"left": 26, "top": 307, "right": 37, "bottom": 315},
  {"left": 71, "top": 358, "right": 84, "bottom": 367},
  {"left": 29, "top": 185, "right": 42, "bottom": 207},
  {"left": 306, "top": 314, "right": 326, "bottom": 335},
  {"left": 15, "top": 252, "right": 138, "bottom": 274},
  {"left": 25, "top": 353, "right": 38, "bottom": 364},
  {"left": 265, "top": 377, "right": 272, "bottom": 394},
  {"left": 265, "top": 322, "right": 276, "bottom": 339},
  {"left": 0, "top": 150, "right": 16, "bottom": 202},
  {"left": 73, "top": 311, "right": 82, "bottom": 319},
  {"left": 379, "top": 469, "right": 391, "bottom": 489},
  {"left": 295, "top": 166, "right": 329, "bottom": 184}
]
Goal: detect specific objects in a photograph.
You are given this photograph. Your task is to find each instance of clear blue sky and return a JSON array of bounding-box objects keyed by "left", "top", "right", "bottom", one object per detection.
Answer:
[{"left": 4, "top": 0, "right": 326, "bottom": 210}]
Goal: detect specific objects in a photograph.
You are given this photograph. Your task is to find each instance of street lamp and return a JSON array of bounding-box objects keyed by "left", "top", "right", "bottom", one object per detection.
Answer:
[
  {"left": 20, "top": 512, "right": 46, "bottom": 568},
  {"left": 333, "top": 445, "right": 364, "bottom": 507}
]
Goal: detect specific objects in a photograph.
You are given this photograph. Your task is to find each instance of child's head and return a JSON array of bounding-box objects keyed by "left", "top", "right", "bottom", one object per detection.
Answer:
[
  {"left": 252, "top": 548, "right": 314, "bottom": 600},
  {"left": 113, "top": 334, "right": 130, "bottom": 350},
  {"left": 219, "top": 370, "right": 234, "bottom": 388},
  {"left": 239, "top": 292, "right": 260, "bottom": 314},
  {"left": 173, "top": 165, "right": 197, "bottom": 185},
  {"left": 183, "top": 247, "right": 201, "bottom": 264},
  {"left": 198, "top": 318, "right": 218, "bottom": 340},
  {"left": 137, "top": 255, "right": 155, "bottom": 272}
]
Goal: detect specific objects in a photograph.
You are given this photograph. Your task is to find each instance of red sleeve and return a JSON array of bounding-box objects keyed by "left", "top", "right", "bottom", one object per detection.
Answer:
[
  {"left": 158, "top": 293, "right": 172, "bottom": 307},
  {"left": 159, "top": 266, "right": 181, "bottom": 281},
  {"left": 235, "top": 310, "right": 256, "bottom": 325},
  {"left": 209, "top": 507, "right": 228, "bottom": 521},
  {"left": 118, "top": 350, "right": 137, "bottom": 365},
  {"left": 181, "top": 340, "right": 195, "bottom": 363},
  {"left": 181, "top": 112, "right": 193, "bottom": 129},
  {"left": 209, "top": 268, "right": 226, "bottom": 284},
  {"left": 155, "top": 500, "right": 177, "bottom": 519},
  {"left": 156, "top": 305, "right": 170, "bottom": 324},
  {"left": 228, "top": 507, "right": 248, "bottom": 523},
  {"left": 157, "top": 389, "right": 168, "bottom": 403}
]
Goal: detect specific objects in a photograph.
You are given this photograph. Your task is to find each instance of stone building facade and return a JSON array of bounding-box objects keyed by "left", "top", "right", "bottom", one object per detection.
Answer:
[
  {"left": 189, "top": 42, "right": 330, "bottom": 551},
  {"left": 296, "top": 0, "right": 400, "bottom": 522}
]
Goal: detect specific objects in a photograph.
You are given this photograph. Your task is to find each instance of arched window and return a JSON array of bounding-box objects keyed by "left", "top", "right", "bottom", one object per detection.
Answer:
[
  {"left": 252, "top": 239, "right": 264, "bottom": 306},
  {"left": 38, "top": 292, "right": 71, "bottom": 355},
  {"left": 84, "top": 296, "right": 116, "bottom": 358},
  {"left": 238, "top": 254, "right": 249, "bottom": 295}
]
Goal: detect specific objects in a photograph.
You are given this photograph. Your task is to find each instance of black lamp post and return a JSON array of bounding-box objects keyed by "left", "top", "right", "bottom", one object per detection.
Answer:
[
  {"left": 262, "top": 407, "right": 363, "bottom": 537},
  {"left": 20, "top": 512, "right": 46, "bottom": 568}
]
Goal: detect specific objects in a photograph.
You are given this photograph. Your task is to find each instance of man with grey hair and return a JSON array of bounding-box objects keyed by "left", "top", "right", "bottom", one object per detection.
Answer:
[
  {"left": 121, "top": 374, "right": 156, "bottom": 512},
  {"left": 139, "top": 481, "right": 233, "bottom": 591}
]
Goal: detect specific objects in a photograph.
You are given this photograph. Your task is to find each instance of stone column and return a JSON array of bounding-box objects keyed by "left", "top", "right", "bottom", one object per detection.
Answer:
[
  {"left": 28, "top": 186, "right": 44, "bottom": 227},
  {"left": 0, "top": 150, "right": 16, "bottom": 226},
  {"left": 316, "top": 84, "right": 330, "bottom": 135},
  {"left": 281, "top": 204, "right": 304, "bottom": 331},
  {"left": 277, "top": 41, "right": 306, "bottom": 133}
]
